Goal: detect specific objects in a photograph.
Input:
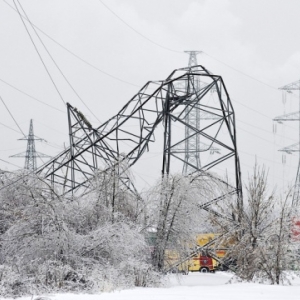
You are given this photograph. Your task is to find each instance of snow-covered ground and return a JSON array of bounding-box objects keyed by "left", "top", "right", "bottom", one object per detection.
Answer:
[{"left": 3, "top": 272, "right": 300, "bottom": 300}]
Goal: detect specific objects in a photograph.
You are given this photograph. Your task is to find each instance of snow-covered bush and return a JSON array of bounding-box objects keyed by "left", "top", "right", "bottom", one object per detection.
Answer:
[{"left": 0, "top": 171, "right": 161, "bottom": 296}]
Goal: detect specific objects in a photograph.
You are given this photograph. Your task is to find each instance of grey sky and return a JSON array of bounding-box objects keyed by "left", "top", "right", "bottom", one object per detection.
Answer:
[{"left": 0, "top": 0, "right": 299, "bottom": 192}]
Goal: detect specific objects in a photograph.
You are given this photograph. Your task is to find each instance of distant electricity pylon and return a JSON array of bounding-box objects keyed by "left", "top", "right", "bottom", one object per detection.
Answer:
[
  {"left": 11, "top": 119, "right": 50, "bottom": 171},
  {"left": 273, "top": 80, "right": 300, "bottom": 206},
  {"left": 182, "top": 51, "right": 219, "bottom": 175}
]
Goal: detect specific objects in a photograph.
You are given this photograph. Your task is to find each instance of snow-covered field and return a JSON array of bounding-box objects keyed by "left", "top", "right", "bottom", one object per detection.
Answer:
[{"left": 3, "top": 272, "right": 300, "bottom": 300}]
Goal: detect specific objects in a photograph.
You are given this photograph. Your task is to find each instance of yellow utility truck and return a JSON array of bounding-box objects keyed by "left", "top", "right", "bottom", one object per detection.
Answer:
[{"left": 165, "top": 233, "right": 228, "bottom": 273}]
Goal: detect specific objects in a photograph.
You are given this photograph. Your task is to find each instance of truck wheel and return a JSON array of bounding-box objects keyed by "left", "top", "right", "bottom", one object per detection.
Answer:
[{"left": 199, "top": 267, "right": 209, "bottom": 273}]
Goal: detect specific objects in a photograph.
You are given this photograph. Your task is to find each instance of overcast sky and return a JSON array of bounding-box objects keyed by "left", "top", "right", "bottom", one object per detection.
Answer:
[{"left": 1, "top": 0, "right": 300, "bottom": 193}]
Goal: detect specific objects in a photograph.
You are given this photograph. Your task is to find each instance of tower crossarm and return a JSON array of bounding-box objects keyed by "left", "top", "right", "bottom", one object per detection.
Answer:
[
  {"left": 36, "top": 153, "right": 52, "bottom": 158},
  {"left": 273, "top": 111, "right": 300, "bottom": 122},
  {"left": 10, "top": 151, "right": 51, "bottom": 158},
  {"left": 10, "top": 151, "right": 28, "bottom": 158},
  {"left": 279, "top": 80, "right": 300, "bottom": 91},
  {"left": 18, "top": 136, "right": 45, "bottom": 141},
  {"left": 278, "top": 142, "right": 299, "bottom": 154},
  {"left": 172, "top": 141, "right": 220, "bottom": 154}
]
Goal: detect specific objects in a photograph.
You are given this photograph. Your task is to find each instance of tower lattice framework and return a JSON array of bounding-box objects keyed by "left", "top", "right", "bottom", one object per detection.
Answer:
[
  {"left": 183, "top": 51, "right": 202, "bottom": 175},
  {"left": 11, "top": 119, "right": 50, "bottom": 171},
  {"left": 36, "top": 66, "right": 243, "bottom": 214},
  {"left": 182, "top": 51, "right": 219, "bottom": 175},
  {"left": 273, "top": 80, "right": 300, "bottom": 206}
]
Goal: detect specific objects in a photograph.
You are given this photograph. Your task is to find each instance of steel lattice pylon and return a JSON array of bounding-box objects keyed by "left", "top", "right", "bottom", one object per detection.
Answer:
[
  {"left": 274, "top": 80, "right": 300, "bottom": 206},
  {"left": 37, "top": 66, "right": 242, "bottom": 213},
  {"left": 11, "top": 119, "right": 50, "bottom": 171},
  {"left": 183, "top": 51, "right": 202, "bottom": 175},
  {"left": 182, "top": 51, "right": 219, "bottom": 175}
]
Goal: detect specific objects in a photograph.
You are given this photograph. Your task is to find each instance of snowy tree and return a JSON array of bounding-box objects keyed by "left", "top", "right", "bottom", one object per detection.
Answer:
[
  {"left": 257, "top": 193, "right": 300, "bottom": 284},
  {"left": 214, "top": 164, "right": 300, "bottom": 284},
  {"left": 149, "top": 173, "right": 226, "bottom": 271}
]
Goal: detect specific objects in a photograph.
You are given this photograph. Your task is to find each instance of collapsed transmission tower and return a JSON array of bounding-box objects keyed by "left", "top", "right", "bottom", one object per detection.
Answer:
[
  {"left": 274, "top": 80, "right": 300, "bottom": 206},
  {"left": 11, "top": 119, "right": 50, "bottom": 171},
  {"left": 36, "top": 66, "right": 242, "bottom": 211}
]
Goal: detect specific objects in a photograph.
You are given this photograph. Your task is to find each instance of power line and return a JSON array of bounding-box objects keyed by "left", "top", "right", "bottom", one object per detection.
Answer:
[
  {"left": 0, "top": 95, "right": 26, "bottom": 137},
  {"left": 232, "top": 97, "right": 274, "bottom": 120},
  {"left": 237, "top": 125, "right": 287, "bottom": 149},
  {"left": 13, "top": 0, "right": 66, "bottom": 107},
  {"left": 0, "top": 89, "right": 65, "bottom": 152},
  {"left": 16, "top": 0, "right": 103, "bottom": 125},
  {"left": 237, "top": 118, "right": 297, "bottom": 143},
  {"left": 212, "top": 161, "right": 292, "bottom": 187},
  {"left": 0, "top": 158, "right": 22, "bottom": 169},
  {"left": 0, "top": 78, "right": 65, "bottom": 113},
  {"left": 98, "top": 0, "right": 182, "bottom": 54},
  {"left": 232, "top": 97, "right": 298, "bottom": 134},
  {"left": 3, "top": 0, "right": 140, "bottom": 89},
  {"left": 0, "top": 147, "right": 24, "bottom": 152},
  {"left": 39, "top": 140, "right": 64, "bottom": 151},
  {"left": 2, "top": 0, "right": 295, "bottom": 185},
  {"left": 96, "top": 0, "right": 281, "bottom": 95},
  {"left": 203, "top": 52, "right": 277, "bottom": 90},
  {"left": 5, "top": 0, "right": 280, "bottom": 98},
  {"left": 96, "top": 0, "right": 298, "bottom": 141},
  {"left": 0, "top": 120, "right": 22, "bottom": 135},
  {"left": 239, "top": 149, "right": 292, "bottom": 168},
  {"left": 4, "top": 0, "right": 282, "bottom": 111},
  {"left": 4, "top": 0, "right": 141, "bottom": 128},
  {"left": 0, "top": 120, "right": 64, "bottom": 152},
  {"left": 5, "top": 0, "right": 286, "bottom": 103},
  {"left": 0, "top": 97, "right": 290, "bottom": 175},
  {"left": 34, "top": 120, "right": 66, "bottom": 137}
]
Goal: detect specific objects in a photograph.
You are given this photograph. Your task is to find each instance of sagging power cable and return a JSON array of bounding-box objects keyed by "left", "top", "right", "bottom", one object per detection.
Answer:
[
  {"left": 0, "top": 95, "right": 26, "bottom": 137},
  {"left": 16, "top": 0, "right": 103, "bottom": 125},
  {"left": 13, "top": 0, "right": 66, "bottom": 106}
]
